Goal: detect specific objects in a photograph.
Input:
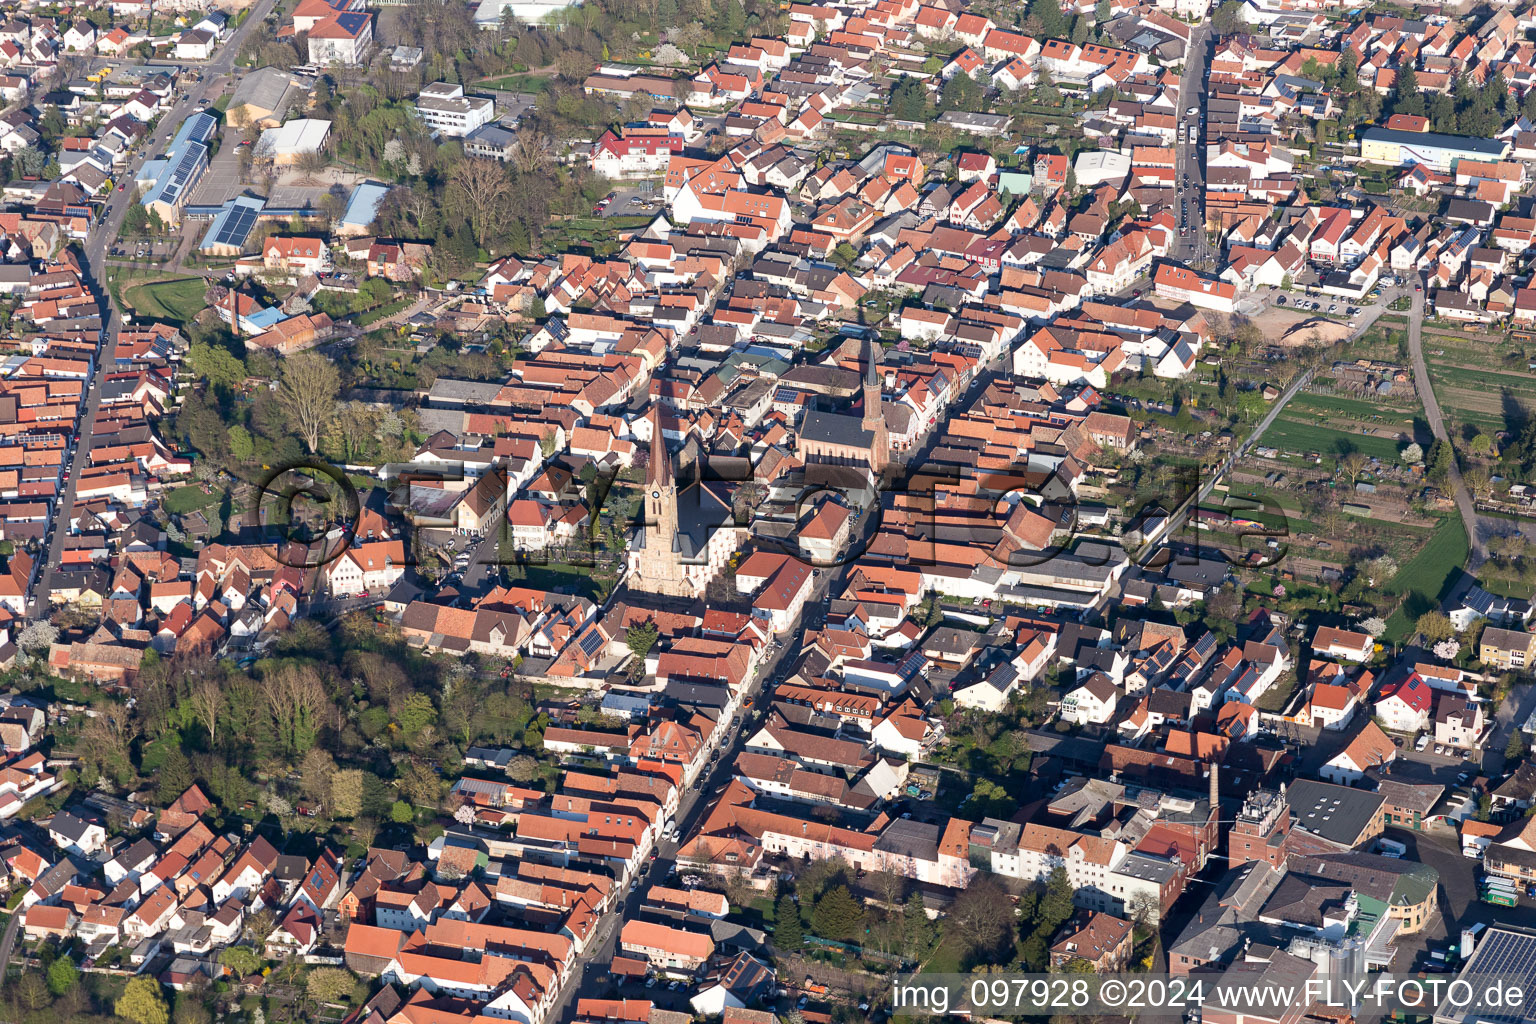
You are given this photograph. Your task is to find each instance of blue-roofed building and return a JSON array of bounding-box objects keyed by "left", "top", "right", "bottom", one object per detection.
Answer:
[
  {"left": 215, "top": 292, "right": 287, "bottom": 334},
  {"left": 1360, "top": 126, "right": 1508, "bottom": 173},
  {"left": 142, "top": 112, "right": 219, "bottom": 225},
  {"left": 198, "top": 195, "right": 266, "bottom": 256},
  {"left": 337, "top": 180, "right": 388, "bottom": 236}
]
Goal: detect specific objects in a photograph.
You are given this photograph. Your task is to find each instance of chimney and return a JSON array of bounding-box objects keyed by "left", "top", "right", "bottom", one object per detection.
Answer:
[{"left": 1209, "top": 760, "right": 1219, "bottom": 808}]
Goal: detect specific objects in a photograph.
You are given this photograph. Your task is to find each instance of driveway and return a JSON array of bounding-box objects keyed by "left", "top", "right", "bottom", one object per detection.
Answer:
[{"left": 1385, "top": 826, "right": 1536, "bottom": 967}]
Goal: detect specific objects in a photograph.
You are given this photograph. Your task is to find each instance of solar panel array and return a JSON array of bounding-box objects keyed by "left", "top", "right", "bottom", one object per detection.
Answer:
[
  {"left": 157, "top": 141, "right": 207, "bottom": 205},
  {"left": 578, "top": 630, "right": 603, "bottom": 658},
  {"left": 1441, "top": 927, "right": 1536, "bottom": 1024},
  {"left": 212, "top": 201, "right": 260, "bottom": 249}
]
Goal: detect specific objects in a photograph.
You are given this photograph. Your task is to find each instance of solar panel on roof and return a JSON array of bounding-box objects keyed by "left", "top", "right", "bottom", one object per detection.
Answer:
[
  {"left": 578, "top": 630, "right": 603, "bottom": 657},
  {"left": 157, "top": 141, "right": 206, "bottom": 204},
  {"left": 213, "top": 202, "right": 260, "bottom": 248}
]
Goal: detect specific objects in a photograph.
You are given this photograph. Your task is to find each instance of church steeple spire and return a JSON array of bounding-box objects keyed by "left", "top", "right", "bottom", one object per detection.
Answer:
[
  {"left": 861, "top": 337, "right": 889, "bottom": 473},
  {"left": 631, "top": 403, "right": 691, "bottom": 597},
  {"left": 647, "top": 404, "right": 669, "bottom": 489}
]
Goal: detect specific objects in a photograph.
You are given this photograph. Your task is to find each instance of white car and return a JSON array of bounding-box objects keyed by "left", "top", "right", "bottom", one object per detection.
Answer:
[{"left": 1186, "top": 106, "right": 1198, "bottom": 117}]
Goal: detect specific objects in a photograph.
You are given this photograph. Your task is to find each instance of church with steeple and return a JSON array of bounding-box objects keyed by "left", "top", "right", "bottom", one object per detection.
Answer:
[
  {"left": 627, "top": 405, "right": 745, "bottom": 599},
  {"left": 794, "top": 338, "right": 890, "bottom": 476}
]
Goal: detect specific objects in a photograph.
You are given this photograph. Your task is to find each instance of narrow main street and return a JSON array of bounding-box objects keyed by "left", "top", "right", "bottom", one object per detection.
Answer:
[
  {"left": 29, "top": 0, "right": 280, "bottom": 618},
  {"left": 1175, "top": 24, "right": 1213, "bottom": 265},
  {"left": 544, "top": 571, "right": 838, "bottom": 1024}
]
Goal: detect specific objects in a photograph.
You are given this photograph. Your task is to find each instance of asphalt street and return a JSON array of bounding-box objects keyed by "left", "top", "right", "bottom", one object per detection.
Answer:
[
  {"left": 28, "top": 0, "right": 281, "bottom": 620},
  {"left": 544, "top": 571, "right": 838, "bottom": 1024}
]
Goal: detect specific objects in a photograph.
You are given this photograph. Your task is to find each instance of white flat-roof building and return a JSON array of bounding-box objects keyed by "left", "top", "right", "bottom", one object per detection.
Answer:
[{"left": 414, "top": 83, "right": 495, "bottom": 138}]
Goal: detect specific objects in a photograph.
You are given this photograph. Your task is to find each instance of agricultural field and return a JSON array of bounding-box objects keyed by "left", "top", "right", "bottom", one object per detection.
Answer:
[{"left": 1423, "top": 334, "right": 1536, "bottom": 437}]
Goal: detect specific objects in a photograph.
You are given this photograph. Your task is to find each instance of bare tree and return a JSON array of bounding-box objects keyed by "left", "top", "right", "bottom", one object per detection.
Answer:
[
  {"left": 511, "top": 131, "right": 554, "bottom": 175},
  {"left": 1338, "top": 451, "right": 1368, "bottom": 487},
  {"left": 275, "top": 351, "right": 340, "bottom": 454},
  {"left": 263, "top": 664, "right": 328, "bottom": 756},
  {"left": 447, "top": 158, "right": 514, "bottom": 250},
  {"left": 187, "top": 678, "right": 224, "bottom": 748}
]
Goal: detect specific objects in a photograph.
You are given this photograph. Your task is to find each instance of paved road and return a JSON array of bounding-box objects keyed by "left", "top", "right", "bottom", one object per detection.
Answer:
[
  {"left": 0, "top": 905, "right": 19, "bottom": 986},
  {"left": 545, "top": 573, "right": 838, "bottom": 1024},
  {"left": 1174, "top": 25, "right": 1213, "bottom": 265},
  {"left": 1406, "top": 277, "right": 1492, "bottom": 567},
  {"left": 28, "top": 0, "right": 278, "bottom": 618}
]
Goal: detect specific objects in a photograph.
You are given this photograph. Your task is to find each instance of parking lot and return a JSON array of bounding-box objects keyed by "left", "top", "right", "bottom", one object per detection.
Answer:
[
  {"left": 597, "top": 185, "right": 664, "bottom": 218},
  {"left": 109, "top": 239, "right": 178, "bottom": 261}
]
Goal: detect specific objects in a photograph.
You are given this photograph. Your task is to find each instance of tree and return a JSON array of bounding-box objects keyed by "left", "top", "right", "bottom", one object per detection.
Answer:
[
  {"left": 505, "top": 754, "right": 539, "bottom": 782},
  {"left": 397, "top": 759, "right": 442, "bottom": 807},
  {"left": 275, "top": 351, "right": 341, "bottom": 454},
  {"left": 306, "top": 967, "right": 357, "bottom": 1004},
  {"left": 447, "top": 158, "right": 514, "bottom": 250},
  {"left": 398, "top": 692, "right": 437, "bottom": 736},
  {"left": 188, "top": 341, "right": 247, "bottom": 390},
  {"left": 1028, "top": 0, "right": 1067, "bottom": 38},
  {"left": 950, "top": 875, "right": 1015, "bottom": 964},
  {"left": 263, "top": 664, "right": 328, "bottom": 756},
  {"left": 300, "top": 747, "right": 338, "bottom": 808},
  {"left": 1426, "top": 438, "right": 1453, "bottom": 481},
  {"left": 902, "top": 889, "right": 933, "bottom": 958},
  {"left": 1416, "top": 611, "right": 1456, "bottom": 644},
  {"left": 16, "top": 621, "right": 58, "bottom": 655},
  {"left": 16, "top": 973, "right": 48, "bottom": 1012},
  {"left": 1471, "top": 433, "right": 1493, "bottom": 456},
  {"left": 173, "top": 997, "right": 212, "bottom": 1024},
  {"left": 330, "top": 768, "right": 364, "bottom": 819},
  {"left": 1339, "top": 452, "right": 1368, "bottom": 487},
  {"left": 220, "top": 946, "right": 263, "bottom": 978},
  {"left": 117, "top": 977, "right": 171, "bottom": 1024},
  {"left": 1400, "top": 442, "right": 1424, "bottom": 465},
  {"left": 1507, "top": 730, "right": 1528, "bottom": 762},
  {"left": 1394, "top": 64, "right": 1424, "bottom": 117},
  {"left": 1360, "top": 616, "right": 1387, "bottom": 638},
  {"left": 626, "top": 620, "right": 660, "bottom": 661},
  {"left": 123, "top": 202, "right": 149, "bottom": 236},
  {"left": 1211, "top": 0, "right": 1245, "bottom": 34},
  {"left": 809, "top": 884, "right": 864, "bottom": 941},
  {"left": 889, "top": 77, "right": 928, "bottom": 121},
  {"left": 390, "top": 800, "right": 414, "bottom": 823},
  {"left": 187, "top": 678, "right": 224, "bottom": 748},
  {"left": 775, "top": 893, "right": 803, "bottom": 951},
  {"left": 1433, "top": 639, "right": 1460, "bottom": 661},
  {"left": 228, "top": 424, "right": 255, "bottom": 461},
  {"left": 46, "top": 956, "right": 79, "bottom": 996},
  {"left": 1362, "top": 555, "right": 1398, "bottom": 586},
  {"left": 1038, "top": 867, "right": 1075, "bottom": 933}
]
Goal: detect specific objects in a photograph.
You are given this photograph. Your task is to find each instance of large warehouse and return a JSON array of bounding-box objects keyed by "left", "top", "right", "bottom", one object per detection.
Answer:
[{"left": 1360, "top": 126, "right": 1508, "bottom": 172}]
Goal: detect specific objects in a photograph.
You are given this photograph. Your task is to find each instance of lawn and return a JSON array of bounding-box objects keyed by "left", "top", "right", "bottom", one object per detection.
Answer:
[
  {"left": 123, "top": 276, "right": 207, "bottom": 326},
  {"left": 163, "top": 484, "right": 218, "bottom": 516},
  {"left": 474, "top": 72, "right": 555, "bottom": 92},
  {"left": 356, "top": 297, "right": 413, "bottom": 327},
  {"left": 1382, "top": 516, "right": 1470, "bottom": 642},
  {"left": 1260, "top": 416, "right": 1404, "bottom": 462},
  {"left": 1287, "top": 392, "right": 1419, "bottom": 425}
]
